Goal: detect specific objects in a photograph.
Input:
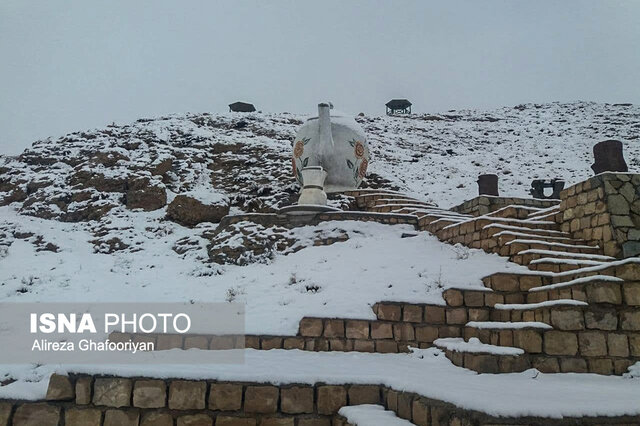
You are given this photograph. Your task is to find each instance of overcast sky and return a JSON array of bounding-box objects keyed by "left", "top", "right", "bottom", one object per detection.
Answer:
[{"left": 1, "top": 0, "right": 639, "bottom": 154}]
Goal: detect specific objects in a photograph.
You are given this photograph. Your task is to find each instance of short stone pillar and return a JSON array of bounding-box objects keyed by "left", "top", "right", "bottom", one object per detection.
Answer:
[
  {"left": 298, "top": 166, "right": 328, "bottom": 206},
  {"left": 591, "top": 140, "right": 628, "bottom": 175},
  {"left": 477, "top": 174, "right": 499, "bottom": 196}
]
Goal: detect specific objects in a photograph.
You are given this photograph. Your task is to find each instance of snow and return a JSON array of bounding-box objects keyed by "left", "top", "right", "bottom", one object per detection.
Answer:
[
  {"left": 528, "top": 274, "right": 624, "bottom": 292},
  {"left": 549, "top": 257, "right": 640, "bottom": 278},
  {"left": 494, "top": 230, "right": 573, "bottom": 241},
  {"left": 529, "top": 257, "right": 605, "bottom": 266},
  {"left": 483, "top": 223, "right": 568, "bottom": 235},
  {"left": 507, "top": 239, "right": 598, "bottom": 249},
  {"left": 339, "top": 405, "right": 414, "bottom": 425},
  {"left": 0, "top": 207, "right": 521, "bottom": 336},
  {"left": 1, "top": 348, "right": 639, "bottom": 419},
  {"left": 434, "top": 337, "right": 524, "bottom": 355},
  {"left": 517, "top": 249, "right": 614, "bottom": 260},
  {"left": 494, "top": 300, "right": 588, "bottom": 310}
]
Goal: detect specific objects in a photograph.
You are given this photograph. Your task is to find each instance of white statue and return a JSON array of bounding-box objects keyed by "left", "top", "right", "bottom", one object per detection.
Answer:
[{"left": 292, "top": 103, "right": 370, "bottom": 193}]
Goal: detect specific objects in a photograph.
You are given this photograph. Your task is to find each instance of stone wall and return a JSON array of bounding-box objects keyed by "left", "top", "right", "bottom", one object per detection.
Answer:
[
  {"left": 114, "top": 300, "right": 484, "bottom": 355},
  {"left": 217, "top": 211, "right": 418, "bottom": 231},
  {"left": 559, "top": 173, "right": 640, "bottom": 258},
  {"left": 4, "top": 373, "right": 640, "bottom": 426},
  {"left": 450, "top": 195, "right": 558, "bottom": 216}
]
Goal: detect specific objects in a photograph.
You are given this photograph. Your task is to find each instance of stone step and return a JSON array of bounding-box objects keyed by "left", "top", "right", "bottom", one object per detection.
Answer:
[
  {"left": 393, "top": 206, "right": 469, "bottom": 218},
  {"left": 504, "top": 239, "right": 602, "bottom": 256},
  {"left": 367, "top": 204, "right": 420, "bottom": 213},
  {"left": 525, "top": 210, "right": 562, "bottom": 223},
  {"left": 435, "top": 217, "right": 562, "bottom": 240},
  {"left": 419, "top": 216, "right": 465, "bottom": 232},
  {"left": 526, "top": 275, "right": 632, "bottom": 305},
  {"left": 396, "top": 209, "right": 468, "bottom": 223},
  {"left": 482, "top": 223, "right": 570, "bottom": 238},
  {"left": 441, "top": 336, "right": 636, "bottom": 375},
  {"left": 460, "top": 323, "right": 640, "bottom": 375},
  {"left": 526, "top": 205, "right": 560, "bottom": 220},
  {"left": 489, "top": 301, "right": 640, "bottom": 335},
  {"left": 462, "top": 322, "right": 552, "bottom": 354},
  {"left": 373, "top": 301, "right": 492, "bottom": 325},
  {"left": 434, "top": 337, "right": 531, "bottom": 373},
  {"left": 484, "top": 205, "right": 548, "bottom": 220},
  {"left": 472, "top": 217, "right": 562, "bottom": 231},
  {"left": 512, "top": 249, "right": 616, "bottom": 267},
  {"left": 490, "top": 300, "right": 588, "bottom": 324},
  {"left": 494, "top": 231, "right": 590, "bottom": 247},
  {"left": 353, "top": 193, "right": 411, "bottom": 208},
  {"left": 371, "top": 198, "right": 434, "bottom": 207},
  {"left": 526, "top": 257, "right": 608, "bottom": 273}
]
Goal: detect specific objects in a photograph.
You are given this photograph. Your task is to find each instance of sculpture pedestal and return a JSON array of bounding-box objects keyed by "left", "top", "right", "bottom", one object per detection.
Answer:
[{"left": 279, "top": 167, "right": 342, "bottom": 216}]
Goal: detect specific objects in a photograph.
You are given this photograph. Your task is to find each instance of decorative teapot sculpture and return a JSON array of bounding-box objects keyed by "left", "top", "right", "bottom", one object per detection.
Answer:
[{"left": 292, "top": 103, "right": 370, "bottom": 193}]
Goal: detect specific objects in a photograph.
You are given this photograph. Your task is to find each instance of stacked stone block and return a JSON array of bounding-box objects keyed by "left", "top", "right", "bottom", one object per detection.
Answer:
[
  {"left": 450, "top": 195, "right": 558, "bottom": 217},
  {"left": 4, "top": 373, "right": 638, "bottom": 426},
  {"left": 559, "top": 173, "right": 640, "bottom": 258}
]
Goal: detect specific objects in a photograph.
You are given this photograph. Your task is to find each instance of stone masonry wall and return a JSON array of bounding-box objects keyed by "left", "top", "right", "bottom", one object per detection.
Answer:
[
  {"left": 450, "top": 196, "right": 558, "bottom": 216},
  {"left": 4, "top": 373, "right": 640, "bottom": 426},
  {"left": 559, "top": 173, "right": 640, "bottom": 258}
]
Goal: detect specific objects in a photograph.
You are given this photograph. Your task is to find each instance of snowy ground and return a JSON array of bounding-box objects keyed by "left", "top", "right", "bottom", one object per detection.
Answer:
[
  {"left": 1, "top": 348, "right": 639, "bottom": 419},
  {"left": 363, "top": 102, "right": 640, "bottom": 206},
  {"left": 0, "top": 205, "right": 518, "bottom": 335}
]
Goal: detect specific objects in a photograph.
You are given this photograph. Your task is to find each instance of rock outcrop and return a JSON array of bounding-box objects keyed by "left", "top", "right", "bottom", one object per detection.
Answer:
[{"left": 166, "top": 195, "right": 229, "bottom": 226}]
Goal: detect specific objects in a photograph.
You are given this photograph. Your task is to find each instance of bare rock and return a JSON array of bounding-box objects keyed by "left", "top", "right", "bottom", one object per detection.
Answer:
[
  {"left": 167, "top": 195, "right": 229, "bottom": 226},
  {"left": 126, "top": 186, "right": 167, "bottom": 211}
]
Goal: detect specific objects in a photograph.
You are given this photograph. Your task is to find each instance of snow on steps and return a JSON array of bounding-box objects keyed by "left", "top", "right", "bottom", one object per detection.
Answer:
[
  {"left": 434, "top": 337, "right": 524, "bottom": 356},
  {"left": 506, "top": 238, "right": 601, "bottom": 254},
  {"left": 526, "top": 204, "right": 560, "bottom": 220},
  {"left": 493, "top": 230, "right": 577, "bottom": 243},
  {"left": 483, "top": 222, "right": 569, "bottom": 237},
  {"left": 514, "top": 249, "right": 616, "bottom": 268},
  {"left": 528, "top": 274, "right": 624, "bottom": 292},
  {"left": 526, "top": 256, "right": 607, "bottom": 273},
  {"left": 443, "top": 216, "right": 560, "bottom": 231},
  {"left": 434, "top": 337, "right": 531, "bottom": 373},
  {"left": 493, "top": 299, "right": 588, "bottom": 310},
  {"left": 338, "top": 404, "right": 415, "bottom": 426},
  {"left": 517, "top": 249, "right": 615, "bottom": 261},
  {"left": 483, "top": 204, "right": 548, "bottom": 220}
]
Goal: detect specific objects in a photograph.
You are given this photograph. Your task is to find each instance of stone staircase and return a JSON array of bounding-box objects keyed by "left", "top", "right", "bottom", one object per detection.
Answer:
[{"left": 346, "top": 189, "right": 640, "bottom": 376}]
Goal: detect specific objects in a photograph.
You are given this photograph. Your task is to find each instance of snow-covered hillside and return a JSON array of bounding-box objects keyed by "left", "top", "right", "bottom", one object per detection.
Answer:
[
  {"left": 0, "top": 101, "right": 637, "bottom": 335},
  {"left": 1, "top": 102, "right": 639, "bottom": 212}
]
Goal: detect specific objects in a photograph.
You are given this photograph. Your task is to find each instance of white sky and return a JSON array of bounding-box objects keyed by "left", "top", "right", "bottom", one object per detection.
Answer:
[{"left": 1, "top": 0, "right": 639, "bottom": 154}]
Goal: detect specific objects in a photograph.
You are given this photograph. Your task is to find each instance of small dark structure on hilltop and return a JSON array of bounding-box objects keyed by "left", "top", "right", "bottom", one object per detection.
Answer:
[
  {"left": 386, "top": 99, "right": 412, "bottom": 115},
  {"left": 229, "top": 102, "right": 256, "bottom": 113}
]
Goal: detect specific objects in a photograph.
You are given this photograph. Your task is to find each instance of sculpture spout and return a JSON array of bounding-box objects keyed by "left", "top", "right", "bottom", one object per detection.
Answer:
[
  {"left": 292, "top": 102, "right": 369, "bottom": 193},
  {"left": 317, "top": 103, "right": 334, "bottom": 162}
]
